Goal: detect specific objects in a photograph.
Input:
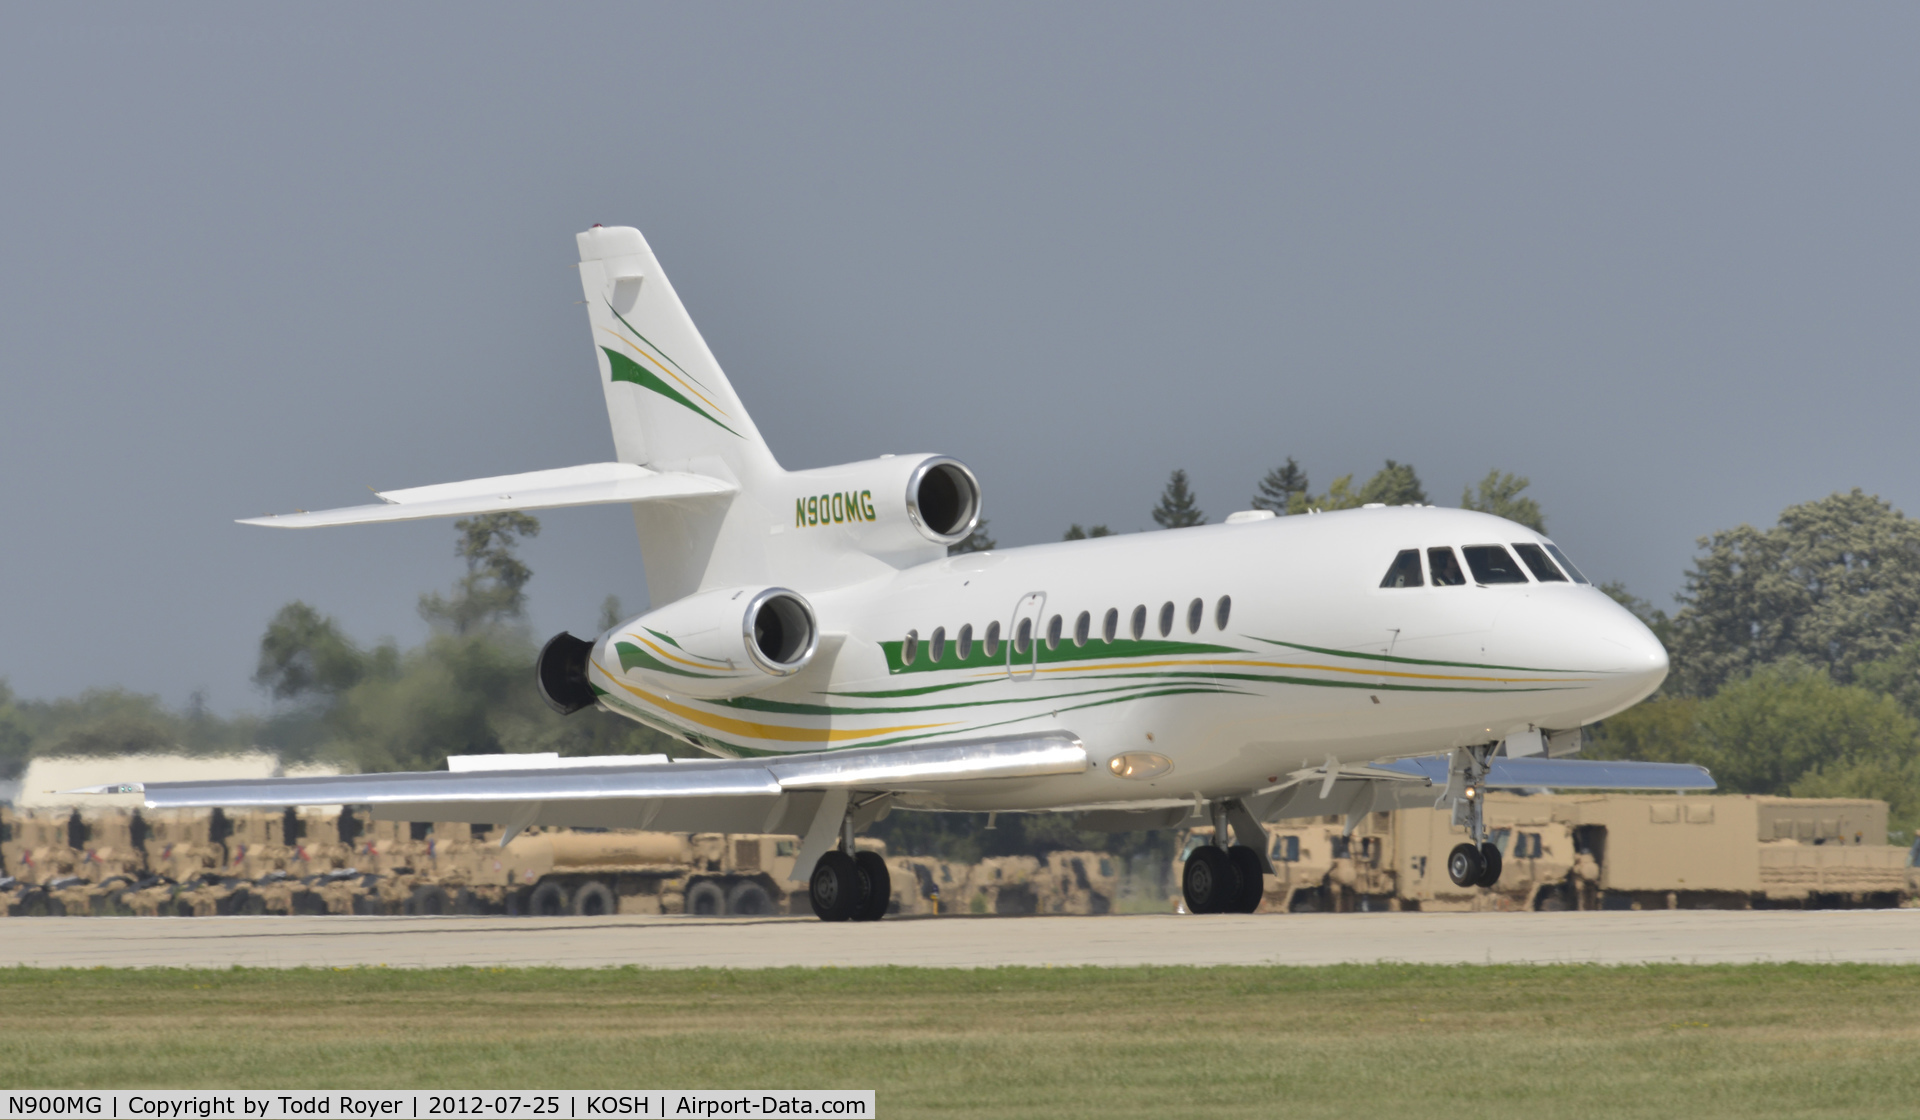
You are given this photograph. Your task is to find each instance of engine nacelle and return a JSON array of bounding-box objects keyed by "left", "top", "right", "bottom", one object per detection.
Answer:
[
  {"left": 591, "top": 585, "right": 820, "bottom": 700},
  {"left": 782, "top": 454, "right": 981, "bottom": 564}
]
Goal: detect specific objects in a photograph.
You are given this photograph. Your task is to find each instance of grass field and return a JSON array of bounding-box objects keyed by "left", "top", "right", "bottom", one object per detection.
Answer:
[{"left": 3, "top": 965, "right": 1918, "bottom": 1118}]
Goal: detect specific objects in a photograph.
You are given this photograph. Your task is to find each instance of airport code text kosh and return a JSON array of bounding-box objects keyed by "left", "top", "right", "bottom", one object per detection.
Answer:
[{"left": 4, "top": 1094, "right": 873, "bottom": 1120}]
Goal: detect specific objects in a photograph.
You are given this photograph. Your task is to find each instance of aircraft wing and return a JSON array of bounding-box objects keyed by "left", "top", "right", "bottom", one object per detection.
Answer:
[
  {"left": 1368, "top": 756, "right": 1716, "bottom": 791},
  {"left": 238, "top": 462, "right": 735, "bottom": 528},
  {"left": 72, "top": 733, "right": 1088, "bottom": 839}
]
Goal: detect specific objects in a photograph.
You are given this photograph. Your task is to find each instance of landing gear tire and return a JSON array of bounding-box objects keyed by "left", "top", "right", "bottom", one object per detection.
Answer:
[
  {"left": 852, "top": 851, "right": 891, "bottom": 922},
  {"left": 810, "top": 851, "right": 863, "bottom": 922},
  {"left": 1475, "top": 842, "right": 1503, "bottom": 889},
  {"left": 1183, "top": 846, "right": 1241, "bottom": 914},
  {"left": 1227, "top": 846, "right": 1265, "bottom": 913},
  {"left": 1446, "top": 843, "right": 1485, "bottom": 888}
]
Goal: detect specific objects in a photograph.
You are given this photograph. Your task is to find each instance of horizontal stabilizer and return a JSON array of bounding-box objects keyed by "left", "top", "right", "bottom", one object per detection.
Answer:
[
  {"left": 1371, "top": 756, "right": 1716, "bottom": 791},
  {"left": 239, "top": 462, "right": 735, "bottom": 528}
]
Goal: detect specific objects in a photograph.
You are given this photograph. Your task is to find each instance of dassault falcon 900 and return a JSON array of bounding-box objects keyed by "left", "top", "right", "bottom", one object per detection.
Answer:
[{"left": 90, "top": 224, "right": 1709, "bottom": 921}]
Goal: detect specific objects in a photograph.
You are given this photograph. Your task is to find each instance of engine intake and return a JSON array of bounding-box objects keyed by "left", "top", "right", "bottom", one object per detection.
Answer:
[
  {"left": 596, "top": 585, "right": 821, "bottom": 699},
  {"left": 743, "top": 588, "right": 818, "bottom": 675},
  {"left": 907, "top": 457, "right": 981, "bottom": 545}
]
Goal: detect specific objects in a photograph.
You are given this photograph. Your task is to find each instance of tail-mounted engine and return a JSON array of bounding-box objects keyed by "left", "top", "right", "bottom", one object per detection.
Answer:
[
  {"left": 581, "top": 585, "right": 821, "bottom": 702},
  {"left": 783, "top": 454, "right": 981, "bottom": 564}
]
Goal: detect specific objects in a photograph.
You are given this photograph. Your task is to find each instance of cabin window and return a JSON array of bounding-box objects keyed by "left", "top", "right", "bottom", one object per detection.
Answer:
[
  {"left": 1544, "top": 542, "right": 1591, "bottom": 584},
  {"left": 1462, "top": 544, "right": 1528, "bottom": 584},
  {"left": 929, "top": 626, "right": 946, "bottom": 662},
  {"left": 984, "top": 620, "right": 1001, "bottom": 657},
  {"left": 1131, "top": 605, "right": 1147, "bottom": 640},
  {"left": 902, "top": 629, "right": 919, "bottom": 666},
  {"left": 1379, "top": 549, "right": 1424, "bottom": 588},
  {"left": 1271, "top": 835, "right": 1300, "bottom": 863},
  {"left": 1046, "top": 614, "right": 1063, "bottom": 650},
  {"left": 1187, "top": 598, "right": 1203, "bottom": 634},
  {"left": 1013, "top": 618, "right": 1031, "bottom": 656},
  {"left": 1512, "top": 543, "right": 1567, "bottom": 582},
  {"left": 1102, "top": 608, "right": 1119, "bottom": 643},
  {"left": 1158, "top": 601, "right": 1175, "bottom": 637},
  {"left": 957, "top": 623, "right": 974, "bottom": 661},
  {"left": 1073, "top": 611, "right": 1091, "bottom": 647},
  {"left": 1427, "top": 547, "right": 1467, "bottom": 587},
  {"left": 1215, "top": 595, "right": 1231, "bottom": 630}
]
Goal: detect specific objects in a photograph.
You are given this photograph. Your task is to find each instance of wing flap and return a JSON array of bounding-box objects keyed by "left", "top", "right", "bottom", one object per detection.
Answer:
[{"left": 238, "top": 463, "right": 735, "bottom": 528}]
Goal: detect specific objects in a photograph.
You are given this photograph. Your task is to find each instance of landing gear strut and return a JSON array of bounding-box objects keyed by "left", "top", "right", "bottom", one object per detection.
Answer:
[{"left": 1444, "top": 744, "right": 1505, "bottom": 889}]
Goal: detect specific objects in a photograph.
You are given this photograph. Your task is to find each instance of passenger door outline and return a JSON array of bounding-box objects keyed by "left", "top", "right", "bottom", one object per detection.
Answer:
[{"left": 1007, "top": 591, "right": 1047, "bottom": 680}]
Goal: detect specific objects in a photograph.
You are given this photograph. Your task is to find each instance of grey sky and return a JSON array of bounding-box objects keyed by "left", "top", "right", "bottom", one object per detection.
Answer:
[{"left": 3, "top": 6, "right": 1917, "bottom": 711}]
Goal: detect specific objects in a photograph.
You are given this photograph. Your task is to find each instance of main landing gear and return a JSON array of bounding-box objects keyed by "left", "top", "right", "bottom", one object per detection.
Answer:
[
  {"left": 810, "top": 818, "right": 891, "bottom": 922},
  {"left": 1443, "top": 743, "right": 1505, "bottom": 889},
  {"left": 1182, "top": 801, "right": 1267, "bottom": 914}
]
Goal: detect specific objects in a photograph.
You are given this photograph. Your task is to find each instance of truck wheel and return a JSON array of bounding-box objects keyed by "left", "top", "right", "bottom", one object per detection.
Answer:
[
  {"left": 725, "top": 880, "right": 775, "bottom": 916},
  {"left": 852, "top": 852, "right": 890, "bottom": 922},
  {"left": 571, "top": 881, "right": 616, "bottom": 917},
  {"left": 528, "top": 881, "right": 569, "bottom": 916},
  {"left": 685, "top": 880, "right": 726, "bottom": 916}
]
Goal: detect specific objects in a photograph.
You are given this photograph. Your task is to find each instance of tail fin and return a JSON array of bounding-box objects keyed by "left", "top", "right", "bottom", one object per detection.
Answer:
[{"left": 576, "top": 226, "right": 780, "bottom": 484}]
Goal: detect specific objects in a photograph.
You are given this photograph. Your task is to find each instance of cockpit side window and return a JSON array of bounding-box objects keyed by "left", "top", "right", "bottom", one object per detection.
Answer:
[
  {"left": 1379, "top": 549, "right": 1424, "bottom": 588},
  {"left": 1543, "top": 542, "right": 1591, "bottom": 584},
  {"left": 1427, "top": 547, "right": 1467, "bottom": 587},
  {"left": 1512, "top": 543, "right": 1568, "bottom": 582},
  {"left": 1462, "top": 544, "right": 1528, "bottom": 584}
]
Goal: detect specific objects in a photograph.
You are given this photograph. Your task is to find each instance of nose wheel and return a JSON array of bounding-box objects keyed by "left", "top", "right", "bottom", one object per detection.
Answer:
[{"left": 1446, "top": 841, "right": 1504, "bottom": 888}]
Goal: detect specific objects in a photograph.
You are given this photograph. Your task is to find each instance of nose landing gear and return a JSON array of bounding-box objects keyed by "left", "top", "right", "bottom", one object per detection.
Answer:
[{"left": 1443, "top": 744, "right": 1505, "bottom": 889}]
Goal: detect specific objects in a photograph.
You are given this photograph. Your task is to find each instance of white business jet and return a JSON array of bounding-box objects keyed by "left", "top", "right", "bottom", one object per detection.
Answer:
[{"left": 92, "top": 225, "right": 1707, "bottom": 921}]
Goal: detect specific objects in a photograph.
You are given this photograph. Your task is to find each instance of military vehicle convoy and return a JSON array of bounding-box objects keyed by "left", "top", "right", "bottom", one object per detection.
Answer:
[
  {"left": 6, "top": 793, "right": 1912, "bottom": 918},
  {"left": 0, "top": 804, "right": 1130, "bottom": 918},
  {"left": 1179, "top": 792, "right": 1915, "bottom": 912}
]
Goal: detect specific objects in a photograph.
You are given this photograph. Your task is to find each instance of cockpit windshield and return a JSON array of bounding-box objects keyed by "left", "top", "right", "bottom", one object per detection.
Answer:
[
  {"left": 1427, "top": 547, "right": 1466, "bottom": 587},
  {"left": 1379, "top": 549, "right": 1424, "bottom": 588},
  {"left": 1542, "top": 542, "right": 1590, "bottom": 584},
  {"left": 1512, "top": 543, "right": 1567, "bottom": 582},
  {"left": 1461, "top": 545, "right": 1527, "bottom": 584}
]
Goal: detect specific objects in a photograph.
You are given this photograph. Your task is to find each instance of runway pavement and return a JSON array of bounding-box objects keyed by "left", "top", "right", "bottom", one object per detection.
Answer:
[{"left": 3, "top": 909, "right": 1918, "bottom": 969}]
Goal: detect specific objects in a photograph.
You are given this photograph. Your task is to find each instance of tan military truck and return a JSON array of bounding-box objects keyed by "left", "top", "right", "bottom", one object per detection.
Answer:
[{"left": 1176, "top": 793, "right": 1911, "bottom": 913}]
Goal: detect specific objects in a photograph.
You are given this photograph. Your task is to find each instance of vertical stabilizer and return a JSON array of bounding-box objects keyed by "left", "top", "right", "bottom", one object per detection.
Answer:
[{"left": 576, "top": 226, "right": 780, "bottom": 484}]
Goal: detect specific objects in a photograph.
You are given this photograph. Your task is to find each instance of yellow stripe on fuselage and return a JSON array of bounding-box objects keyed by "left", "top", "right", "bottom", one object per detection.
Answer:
[{"left": 598, "top": 663, "right": 955, "bottom": 743}]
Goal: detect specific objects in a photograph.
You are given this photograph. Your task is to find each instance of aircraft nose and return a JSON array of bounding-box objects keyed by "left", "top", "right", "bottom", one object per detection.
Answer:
[{"left": 1584, "top": 596, "right": 1669, "bottom": 707}]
